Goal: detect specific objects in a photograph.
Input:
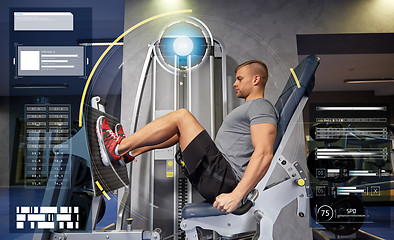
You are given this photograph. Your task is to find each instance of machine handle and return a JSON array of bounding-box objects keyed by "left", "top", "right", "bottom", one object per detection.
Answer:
[
  {"left": 232, "top": 189, "right": 259, "bottom": 215},
  {"left": 232, "top": 200, "right": 253, "bottom": 215}
]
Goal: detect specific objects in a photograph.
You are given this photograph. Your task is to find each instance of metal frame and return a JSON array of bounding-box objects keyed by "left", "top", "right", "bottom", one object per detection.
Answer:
[{"left": 49, "top": 229, "right": 161, "bottom": 240}]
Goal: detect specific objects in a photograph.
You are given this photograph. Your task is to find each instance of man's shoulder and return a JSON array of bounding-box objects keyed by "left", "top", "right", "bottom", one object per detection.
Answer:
[
  {"left": 248, "top": 98, "right": 279, "bottom": 124},
  {"left": 228, "top": 98, "right": 277, "bottom": 118},
  {"left": 251, "top": 98, "right": 274, "bottom": 106},
  {"left": 249, "top": 98, "right": 277, "bottom": 112}
]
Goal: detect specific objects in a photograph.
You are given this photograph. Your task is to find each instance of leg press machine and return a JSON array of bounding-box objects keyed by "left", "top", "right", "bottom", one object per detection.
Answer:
[{"left": 35, "top": 55, "right": 319, "bottom": 240}]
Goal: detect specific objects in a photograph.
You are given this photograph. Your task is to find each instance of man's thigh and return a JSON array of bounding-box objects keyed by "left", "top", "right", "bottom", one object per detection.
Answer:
[
  {"left": 181, "top": 130, "right": 237, "bottom": 203},
  {"left": 174, "top": 109, "right": 204, "bottom": 151}
]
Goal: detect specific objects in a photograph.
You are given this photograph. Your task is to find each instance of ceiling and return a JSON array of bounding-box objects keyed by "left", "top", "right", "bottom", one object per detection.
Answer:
[
  {"left": 297, "top": 33, "right": 394, "bottom": 96},
  {"left": 299, "top": 53, "right": 394, "bottom": 96}
]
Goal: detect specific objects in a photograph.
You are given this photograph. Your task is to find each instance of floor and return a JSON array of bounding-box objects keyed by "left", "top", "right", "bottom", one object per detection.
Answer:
[{"left": 0, "top": 187, "right": 392, "bottom": 240}]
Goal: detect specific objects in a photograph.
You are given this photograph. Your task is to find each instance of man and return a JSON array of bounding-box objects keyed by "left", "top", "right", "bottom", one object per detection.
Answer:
[{"left": 96, "top": 60, "right": 278, "bottom": 213}]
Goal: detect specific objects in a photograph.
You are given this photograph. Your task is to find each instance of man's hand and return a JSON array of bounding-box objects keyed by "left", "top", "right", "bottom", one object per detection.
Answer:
[{"left": 213, "top": 192, "right": 242, "bottom": 214}]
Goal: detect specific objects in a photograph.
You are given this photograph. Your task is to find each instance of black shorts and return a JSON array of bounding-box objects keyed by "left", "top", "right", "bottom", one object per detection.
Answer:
[{"left": 182, "top": 130, "right": 237, "bottom": 203}]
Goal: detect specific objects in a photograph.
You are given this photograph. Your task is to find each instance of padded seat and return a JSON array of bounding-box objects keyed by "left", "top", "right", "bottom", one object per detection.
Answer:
[{"left": 182, "top": 202, "right": 226, "bottom": 218}]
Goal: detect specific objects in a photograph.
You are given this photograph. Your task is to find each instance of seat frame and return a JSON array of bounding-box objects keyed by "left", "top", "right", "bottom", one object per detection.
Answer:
[
  {"left": 181, "top": 97, "right": 310, "bottom": 240},
  {"left": 180, "top": 55, "right": 320, "bottom": 240}
]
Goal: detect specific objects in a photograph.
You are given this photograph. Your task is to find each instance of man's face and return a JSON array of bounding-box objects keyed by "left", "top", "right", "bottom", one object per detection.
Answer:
[{"left": 233, "top": 65, "right": 254, "bottom": 99}]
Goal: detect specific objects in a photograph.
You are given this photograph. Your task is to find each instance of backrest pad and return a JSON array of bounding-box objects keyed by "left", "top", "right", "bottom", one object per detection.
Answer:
[{"left": 273, "top": 55, "right": 320, "bottom": 152}]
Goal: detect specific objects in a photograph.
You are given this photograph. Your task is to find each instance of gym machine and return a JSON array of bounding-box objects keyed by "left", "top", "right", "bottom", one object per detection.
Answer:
[{"left": 33, "top": 53, "right": 319, "bottom": 240}]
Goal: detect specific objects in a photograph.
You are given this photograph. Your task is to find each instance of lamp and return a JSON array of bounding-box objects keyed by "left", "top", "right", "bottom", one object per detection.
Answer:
[{"left": 344, "top": 78, "right": 394, "bottom": 84}]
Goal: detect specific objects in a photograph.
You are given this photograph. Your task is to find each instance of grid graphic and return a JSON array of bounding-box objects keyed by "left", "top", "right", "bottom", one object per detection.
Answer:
[{"left": 16, "top": 206, "right": 79, "bottom": 230}]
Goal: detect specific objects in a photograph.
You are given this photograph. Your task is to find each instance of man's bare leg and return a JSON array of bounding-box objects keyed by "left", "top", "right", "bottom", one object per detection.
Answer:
[
  {"left": 118, "top": 109, "right": 204, "bottom": 156},
  {"left": 131, "top": 134, "right": 178, "bottom": 157}
]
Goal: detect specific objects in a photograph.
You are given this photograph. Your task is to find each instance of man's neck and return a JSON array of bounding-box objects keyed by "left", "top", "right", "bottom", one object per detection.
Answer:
[{"left": 245, "top": 93, "right": 264, "bottom": 102}]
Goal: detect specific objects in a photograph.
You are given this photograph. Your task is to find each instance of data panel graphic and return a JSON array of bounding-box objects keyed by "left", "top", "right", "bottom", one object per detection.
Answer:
[
  {"left": 307, "top": 103, "right": 392, "bottom": 235},
  {"left": 24, "top": 104, "right": 71, "bottom": 189},
  {"left": 14, "top": 12, "right": 74, "bottom": 31},
  {"left": 17, "top": 46, "right": 85, "bottom": 76}
]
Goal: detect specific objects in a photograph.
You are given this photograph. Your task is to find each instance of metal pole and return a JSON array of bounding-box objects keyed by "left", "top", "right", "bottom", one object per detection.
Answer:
[
  {"left": 186, "top": 55, "right": 193, "bottom": 204},
  {"left": 150, "top": 56, "right": 157, "bottom": 230},
  {"left": 173, "top": 55, "right": 179, "bottom": 239},
  {"left": 187, "top": 55, "right": 192, "bottom": 112},
  {"left": 130, "top": 45, "right": 154, "bottom": 133},
  {"left": 209, "top": 53, "right": 215, "bottom": 139},
  {"left": 174, "top": 55, "right": 179, "bottom": 110},
  {"left": 221, "top": 44, "right": 228, "bottom": 118}
]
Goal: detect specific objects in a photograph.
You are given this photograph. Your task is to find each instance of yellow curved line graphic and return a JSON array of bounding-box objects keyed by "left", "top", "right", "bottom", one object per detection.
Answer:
[{"left": 79, "top": 9, "right": 193, "bottom": 126}]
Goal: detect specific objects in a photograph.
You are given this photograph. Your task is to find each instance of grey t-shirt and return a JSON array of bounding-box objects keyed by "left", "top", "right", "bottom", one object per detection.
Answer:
[{"left": 215, "top": 98, "right": 279, "bottom": 181}]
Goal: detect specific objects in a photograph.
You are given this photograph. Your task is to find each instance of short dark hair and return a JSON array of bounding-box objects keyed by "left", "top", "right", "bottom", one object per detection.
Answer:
[{"left": 235, "top": 60, "right": 268, "bottom": 81}]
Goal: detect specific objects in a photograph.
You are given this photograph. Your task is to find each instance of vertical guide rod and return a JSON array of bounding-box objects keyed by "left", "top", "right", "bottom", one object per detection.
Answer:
[
  {"left": 209, "top": 54, "right": 215, "bottom": 139},
  {"left": 173, "top": 55, "right": 179, "bottom": 239},
  {"left": 187, "top": 55, "right": 192, "bottom": 112},
  {"left": 150, "top": 55, "right": 157, "bottom": 230},
  {"left": 187, "top": 54, "right": 193, "bottom": 204},
  {"left": 174, "top": 55, "right": 179, "bottom": 110},
  {"left": 128, "top": 44, "right": 153, "bottom": 232},
  {"left": 221, "top": 43, "right": 228, "bottom": 118},
  {"left": 130, "top": 45, "right": 154, "bottom": 133}
]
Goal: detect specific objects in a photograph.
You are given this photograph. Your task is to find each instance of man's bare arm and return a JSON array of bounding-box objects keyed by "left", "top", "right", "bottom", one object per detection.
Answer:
[{"left": 213, "top": 123, "right": 277, "bottom": 213}]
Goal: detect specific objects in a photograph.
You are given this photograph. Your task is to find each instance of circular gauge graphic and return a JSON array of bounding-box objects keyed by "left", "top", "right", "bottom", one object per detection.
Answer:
[
  {"left": 155, "top": 17, "right": 212, "bottom": 71},
  {"left": 312, "top": 195, "right": 365, "bottom": 236},
  {"left": 317, "top": 204, "right": 334, "bottom": 222}
]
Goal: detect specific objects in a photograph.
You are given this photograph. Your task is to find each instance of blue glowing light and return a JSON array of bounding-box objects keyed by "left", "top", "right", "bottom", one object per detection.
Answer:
[{"left": 173, "top": 36, "right": 194, "bottom": 56}]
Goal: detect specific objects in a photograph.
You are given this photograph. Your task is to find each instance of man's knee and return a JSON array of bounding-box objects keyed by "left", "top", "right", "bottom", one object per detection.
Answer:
[
  {"left": 176, "top": 108, "right": 192, "bottom": 118},
  {"left": 174, "top": 108, "right": 199, "bottom": 126}
]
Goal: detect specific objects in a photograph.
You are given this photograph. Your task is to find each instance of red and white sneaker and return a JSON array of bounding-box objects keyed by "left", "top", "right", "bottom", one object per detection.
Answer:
[
  {"left": 96, "top": 116, "right": 123, "bottom": 166},
  {"left": 114, "top": 123, "right": 135, "bottom": 166}
]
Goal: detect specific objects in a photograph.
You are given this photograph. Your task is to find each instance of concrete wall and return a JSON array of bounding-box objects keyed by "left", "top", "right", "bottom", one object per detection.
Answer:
[{"left": 121, "top": 0, "right": 394, "bottom": 238}]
